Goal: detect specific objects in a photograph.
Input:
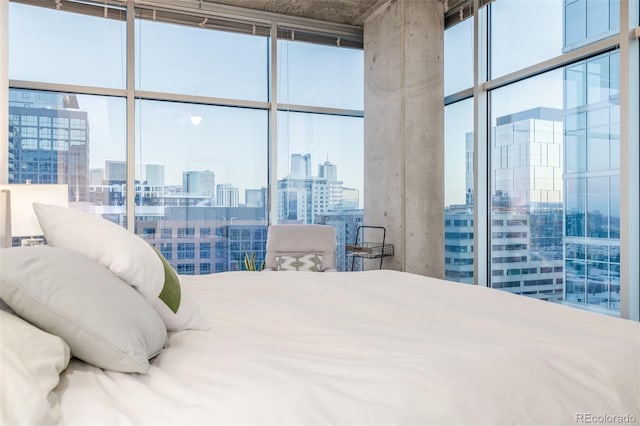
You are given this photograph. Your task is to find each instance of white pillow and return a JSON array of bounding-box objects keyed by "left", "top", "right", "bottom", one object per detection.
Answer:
[
  {"left": 0, "top": 310, "right": 70, "bottom": 426},
  {"left": 0, "top": 246, "right": 167, "bottom": 373},
  {"left": 33, "top": 203, "right": 208, "bottom": 332},
  {"left": 275, "top": 253, "right": 324, "bottom": 271}
]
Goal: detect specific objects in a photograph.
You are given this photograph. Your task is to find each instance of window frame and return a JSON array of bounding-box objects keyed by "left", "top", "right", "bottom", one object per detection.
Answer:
[{"left": 444, "top": 1, "right": 639, "bottom": 320}]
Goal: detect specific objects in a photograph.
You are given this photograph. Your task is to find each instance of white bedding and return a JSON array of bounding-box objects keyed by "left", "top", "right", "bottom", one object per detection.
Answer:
[{"left": 56, "top": 270, "right": 640, "bottom": 425}]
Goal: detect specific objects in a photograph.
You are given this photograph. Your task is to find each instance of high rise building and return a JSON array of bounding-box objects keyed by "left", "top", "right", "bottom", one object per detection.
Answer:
[
  {"left": 183, "top": 170, "right": 215, "bottom": 197},
  {"left": 135, "top": 206, "right": 267, "bottom": 274},
  {"left": 279, "top": 153, "right": 362, "bottom": 224},
  {"left": 562, "top": 1, "right": 620, "bottom": 312},
  {"left": 277, "top": 177, "right": 326, "bottom": 223},
  {"left": 245, "top": 188, "right": 267, "bottom": 208},
  {"left": 318, "top": 160, "right": 337, "bottom": 181},
  {"left": 465, "top": 132, "right": 474, "bottom": 204},
  {"left": 216, "top": 184, "right": 239, "bottom": 207},
  {"left": 226, "top": 224, "right": 267, "bottom": 271},
  {"left": 315, "top": 209, "right": 363, "bottom": 272},
  {"left": 492, "top": 107, "right": 564, "bottom": 208},
  {"left": 105, "top": 160, "right": 126, "bottom": 184},
  {"left": 490, "top": 107, "right": 564, "bottom": 301},
  {"left": 146, "top": 164, "right": 165, "bottom": 187},
  {"left": 89, "top": 168, "right": 104, "bottom": 186},
  {"left": 446, "top": 107, "right": 565, "bottom": 301},
  {"left": 8, "top": 91, "right": 90, "bottom": 202},
  {"left": 317, "top": 159, "right": 344, "bottom": 210},
  {"left": 290, "top": 153, "right": 311, "bottom": 177},
  {"left": 444, "top": 204, "right": 474, "bottom": 284},
  {"left": 341, "top": 187, "right": 360, "bottom": 210}
]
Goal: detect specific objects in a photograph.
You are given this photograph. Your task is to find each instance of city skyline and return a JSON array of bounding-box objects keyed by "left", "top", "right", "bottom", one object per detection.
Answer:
[
  {"left": 8, "top": 2, "right": 365, "bottom": 207},
  {"left": 85, "top": 151, "right": 360, "bottom": 208}
]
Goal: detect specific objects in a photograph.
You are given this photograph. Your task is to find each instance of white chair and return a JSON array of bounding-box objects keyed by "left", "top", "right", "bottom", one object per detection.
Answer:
[{"left": 263, "top": 224, "right": 337, "bottom": 272}]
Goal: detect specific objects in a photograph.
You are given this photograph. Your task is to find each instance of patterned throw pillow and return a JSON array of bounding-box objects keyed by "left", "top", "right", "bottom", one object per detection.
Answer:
[{"left": 275, "top": 254, "right": 324, "bottom": 271}]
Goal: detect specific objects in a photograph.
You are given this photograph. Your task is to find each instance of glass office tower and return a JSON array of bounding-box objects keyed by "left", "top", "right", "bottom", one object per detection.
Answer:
[{"left": 563, "top": 1, "right": 620, "bottom": 312}]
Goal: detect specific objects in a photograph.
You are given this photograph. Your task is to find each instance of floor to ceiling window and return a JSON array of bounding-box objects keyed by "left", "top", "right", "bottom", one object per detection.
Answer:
[
  {"left": 444, "top": 0, "right": 637, "bottom": 318},
  {"left": 5, "top": 0, "right": 364, "bottom": 274},
  {"left": 134, "top": 16, "right": 270, "bottom": 274},
  {"left": 276, "top": 34, "right": 364, "bottom": 271}
]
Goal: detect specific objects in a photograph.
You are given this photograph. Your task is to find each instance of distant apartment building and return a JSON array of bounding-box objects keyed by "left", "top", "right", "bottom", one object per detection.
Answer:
[
  {"left": 341, "top": 187, "right": 360, "bottom": 210},
  {"left": 89, "top": 168, "right": 104, "bottom": 185},
  {"left": 444, "top": 204, "right": 474, "bottom": 284},
  {"left": 136, "top": 206, "right": 267, "bottom": 274},
  {"left": 278, "top": 176, "right": 329, "bottom": 223},
  {"left": 491, "top": 107, "right": 564, "bottom": 301},
  {"left": 8, "top": 91, "right": 89, "bottom": 202},
  {"left": 105, "top": 160, "right": 126, "bottom": 184},
  {"left": 465, "top": 132, "right": 473, "bottom": 204},
  {"left": 226, "top": 224, "right": 268, "bottom": 271},
  {"left": 318, "top": 160, "right": 337, "bottom": 181},
  {"left": 290, "top": 153, "right": 311, "bottom": 177},
  {"left": 183, "top": 170, "right": 215, "bottom": 198},
  {"left": 216, "top": 184, "right": 239, "bottom": 207},
  {"left": 145, "top": 164, "right": 165, "bottom": 187},
  {"left": 278, "top": 154, "right": 361, "bottom": 225},
  {"left": 245, "top": 188, "right": 267, "bottom": 208},
  {"left": 318, "top": 160, "right": 343, "bottom": 210},
  {"left": 445, "top": 107, "right": 564, "bottom": 302},
  {"left": 316, "top": 209, "right": 363, "bottom": 272}
]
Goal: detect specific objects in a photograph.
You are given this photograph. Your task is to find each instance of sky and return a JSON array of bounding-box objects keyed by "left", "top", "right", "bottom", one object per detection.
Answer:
[{"left": 8, "top": 2, "right": 364, "bottom": 206}]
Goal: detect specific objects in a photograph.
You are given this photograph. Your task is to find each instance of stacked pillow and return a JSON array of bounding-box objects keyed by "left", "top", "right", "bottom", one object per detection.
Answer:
[
  {"left": 0, "top": 246, "right": 167, "bottom": 374},
  {"left": 0, "top": 204, "right": 210, "bottom": 373},
  {"left": 0, "top": 204, "right": 211, "bottom": 425},
  {"left": 32, "top": 203, "right": 209, "bottom": 332}
]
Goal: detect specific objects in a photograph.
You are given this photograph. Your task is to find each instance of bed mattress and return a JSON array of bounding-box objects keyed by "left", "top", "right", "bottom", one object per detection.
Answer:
[{"left": 56, "top": 270, "right": 640, "bottom": 425}]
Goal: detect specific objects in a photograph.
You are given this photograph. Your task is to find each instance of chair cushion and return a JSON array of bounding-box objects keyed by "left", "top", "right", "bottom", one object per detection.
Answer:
[{"left": 265, "top": 225, "right": 336, "bottom": 270}]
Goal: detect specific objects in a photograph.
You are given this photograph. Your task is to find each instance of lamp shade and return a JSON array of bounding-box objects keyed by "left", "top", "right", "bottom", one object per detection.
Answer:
[{"left": 0, "top": 184, "right": 68, "bottom": 239}]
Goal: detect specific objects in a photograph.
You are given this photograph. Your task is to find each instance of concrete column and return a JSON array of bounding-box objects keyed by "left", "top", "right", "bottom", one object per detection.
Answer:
[
  {"left": 364, "top": 0, "right": 444, "bottom": 277},
  {"left": 0, "top": 0, "right": 8, "bottom": 184}
]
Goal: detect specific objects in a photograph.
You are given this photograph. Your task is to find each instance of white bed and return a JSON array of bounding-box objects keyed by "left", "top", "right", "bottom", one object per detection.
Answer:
[{"left": 55, "top": 270, "right": 639, "bottom": 425}]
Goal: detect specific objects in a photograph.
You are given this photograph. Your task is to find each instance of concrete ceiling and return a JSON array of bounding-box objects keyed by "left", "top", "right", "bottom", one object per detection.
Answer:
[{"left": 204, "top": 0, "right": 384, "bottom": 26}]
